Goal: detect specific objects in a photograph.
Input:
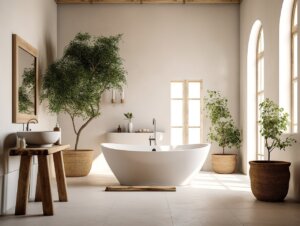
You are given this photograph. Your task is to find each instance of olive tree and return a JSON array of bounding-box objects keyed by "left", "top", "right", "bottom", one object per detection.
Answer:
[{"left": 42, "top": 33, "right": 126, "bottom": 150}]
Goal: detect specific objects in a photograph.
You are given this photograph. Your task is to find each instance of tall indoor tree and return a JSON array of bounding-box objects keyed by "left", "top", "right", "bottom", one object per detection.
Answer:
[{"left": 42, "top": 32, "right": 126, "bottom": 150}]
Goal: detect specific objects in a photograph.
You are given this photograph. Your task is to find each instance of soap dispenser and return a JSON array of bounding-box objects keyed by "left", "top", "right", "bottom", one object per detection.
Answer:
[
  {"left": 54, "top": 122, "right": 62, "bottom": 145},
  {"left": 20, "top": 138, "right": 26, "bottom": 149}
]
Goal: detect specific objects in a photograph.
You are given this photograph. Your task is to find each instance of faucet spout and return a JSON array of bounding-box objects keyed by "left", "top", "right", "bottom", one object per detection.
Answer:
[
  {"left": 149, "top": 118, "right": 157, "bottom": 147},
  {"left": 26, "top": 118, "right": 38, "bottom": 131}
]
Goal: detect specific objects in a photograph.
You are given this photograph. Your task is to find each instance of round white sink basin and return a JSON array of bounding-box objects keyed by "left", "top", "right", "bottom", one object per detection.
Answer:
[{"left": 17, "top": 131, "right": 61, "bottom": 147}]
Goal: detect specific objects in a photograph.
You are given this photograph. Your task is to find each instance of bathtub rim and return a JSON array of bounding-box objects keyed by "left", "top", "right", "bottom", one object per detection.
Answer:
[{"left": 101, "top": 143, "right": 211, "bottom": 152}]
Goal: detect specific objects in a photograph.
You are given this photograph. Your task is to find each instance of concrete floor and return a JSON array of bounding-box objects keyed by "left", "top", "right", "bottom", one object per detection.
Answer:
[{"left": 1, "top": 172, "right": 300, "bottom": 226}]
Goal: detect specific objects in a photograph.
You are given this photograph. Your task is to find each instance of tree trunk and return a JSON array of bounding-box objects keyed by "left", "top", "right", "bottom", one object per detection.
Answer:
[{"left": 74, "top": 116, "right": 97, "bottom": 150}]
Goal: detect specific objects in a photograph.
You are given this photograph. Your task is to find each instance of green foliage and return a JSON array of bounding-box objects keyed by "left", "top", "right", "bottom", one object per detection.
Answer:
[
  {"left": 19, "top": 86, "right": 33, "bottom": 113},
  {"left": 259, "top": 98, "right": 296, "bottom": 161},
  {"left": 42, "top": 32, "right": 126, "bottom": 150},
  {"left": 124, "top": 112, "right": 133, "bottom": 120},
  {"left": 204, "top": 90, "right": 241, "bottom": 154},
  {"left": 18, "top": 66, "right": 35, "bottom": 114}
]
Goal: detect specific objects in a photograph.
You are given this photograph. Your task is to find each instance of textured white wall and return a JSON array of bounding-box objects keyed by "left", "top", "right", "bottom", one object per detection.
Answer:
[
  {"left": 0, "top": 0, "right": 57, "bottom": 213},
  {"left": 240, "top": 0, "right": 300, "bottom": 200},
  {"left": 57, "top": 4, "right": 240, "bottom": 172}
]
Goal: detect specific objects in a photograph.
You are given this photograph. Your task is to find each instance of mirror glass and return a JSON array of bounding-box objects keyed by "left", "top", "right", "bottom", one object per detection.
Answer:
[
  {"left": 13, "top": 34, "right": 38, "bottom": 123},
  {"left": 18, "top": 48, "right": 36, "bottom": 115}
]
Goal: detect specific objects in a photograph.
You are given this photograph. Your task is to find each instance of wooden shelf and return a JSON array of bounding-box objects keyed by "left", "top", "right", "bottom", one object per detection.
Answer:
[{"left": 106, "top": 132, "right": 164, "bottom": 145}]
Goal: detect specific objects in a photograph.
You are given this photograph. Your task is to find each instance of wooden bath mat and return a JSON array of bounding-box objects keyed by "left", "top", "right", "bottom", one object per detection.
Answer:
[{"left": 105, "top": 186, "right": 176, "bottom": 192}]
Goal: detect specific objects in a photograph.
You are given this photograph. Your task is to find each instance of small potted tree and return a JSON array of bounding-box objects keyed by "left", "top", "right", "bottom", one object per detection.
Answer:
[
  {"left": 42, "top": 32, "right": 126, "bottom": 177},
  {"left": 249, "top": 98, "right": 296, "bottom": 202},
  {"left": 204, "top": 90, "right": 241, "bottom": 174}
]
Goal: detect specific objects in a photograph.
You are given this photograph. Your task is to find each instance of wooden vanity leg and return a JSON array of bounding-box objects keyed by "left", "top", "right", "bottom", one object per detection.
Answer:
[
  {"left": 53, "top": 151, "right": 68, "bottom": 202},
  {"left": 38, "top": 155, "right": 53, "bottom": 216},
  {"left": 15, "top": 155, "right": 32, "bottom": 215},
  {"left": 35, "top": 170, "right": 42, "bottom": 202}
]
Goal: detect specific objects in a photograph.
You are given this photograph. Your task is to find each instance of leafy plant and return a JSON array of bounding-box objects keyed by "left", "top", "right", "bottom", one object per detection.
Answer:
[
  {"left": 259, "top": 98, "right": 296, "bottom": 161},
  {"left": 18, "top": 66, "right": 35, "bottom": 114},
  {"left": 204, "top": 90, "right": 241, "bottom": 154},
  {"left": 124, "top": 112, "right": 133, "bottom": 120},
  {"left": 42, "top": 32, "right": 126, "bottom": 150}
]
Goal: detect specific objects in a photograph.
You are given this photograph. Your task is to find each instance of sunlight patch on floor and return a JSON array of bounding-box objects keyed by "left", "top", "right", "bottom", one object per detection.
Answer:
[
  {"left": 191, "top": 172, "right": 251, "bottom": 192},
  {"left": 90, "top": 153, "right": 113, "bottom": 176}
]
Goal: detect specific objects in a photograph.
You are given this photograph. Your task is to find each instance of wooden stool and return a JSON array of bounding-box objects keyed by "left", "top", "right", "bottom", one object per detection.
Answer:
[{"left": 10, "top": 144, "right": 70, "bottom": 216}]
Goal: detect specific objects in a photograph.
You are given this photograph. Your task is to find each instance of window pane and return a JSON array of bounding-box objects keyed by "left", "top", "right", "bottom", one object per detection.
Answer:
[
  {"left": 257, "top": 94, "right": 264, "bottom": 119},
  {"left": 258, "top": 59, "right": 264, "bottom": 92},
  {"left": 258, "top": 135, "right": 264, "bottom": 155},
  {"left": 257, "top": 124, "right": 264, "bottom": 158},
  {"left": 171, "top": 100, "right": 183, "bottom": 126},
  {"left": 188, "top": 128, "right": 201, "bottom": 144},
  {"left": 171, "top": 128, "right": 183, "bottom": 145},
  {"left": 294, "top": 3, "right": 298, "bottom": 26},
  {"left": 258, "top": 155, "right": 264, "bottom": 160},
  {"left": 293, "top": 80, "right": 298, "bottom": 131},
  {"left": 261, "top": 59, "right": 264, "bottom": 90},
  {"left": 293, "top": 34, "right": 298, "bottom": 78},
  {"left": 188, "top": 100, "right": 201, "bottom": 126},
  {"left": 258, "top": 30, "right": 264, "bottom": 53},
  {"left": 293, "top": 125, "right": 298, "bottom": 133},
  {"left": 260, "top": 30, "right": 264, "bottom": 52},
  {"left": 188, "top": 82, "right": 201, "bottom": 98},
  {"left": 171, "top": 82, "right": 183, "bottom": 99}
]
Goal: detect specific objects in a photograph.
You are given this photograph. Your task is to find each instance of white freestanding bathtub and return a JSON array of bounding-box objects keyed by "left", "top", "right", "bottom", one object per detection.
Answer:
[{"left": 101, "top": 143, "right": 210, "bottom": 186}]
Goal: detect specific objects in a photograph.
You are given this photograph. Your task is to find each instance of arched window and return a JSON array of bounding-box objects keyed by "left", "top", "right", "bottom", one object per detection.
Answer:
[
  {"left": 247, "top": 20, "right": 263, "bottom": 168},
  {"left": 256, "top": 28, "right": 265, "bottom": 160},
  {"left": 291, "top": 1, "right": 298, "bottom": 132},
  {"left": 279, "top": 0, "right": 298, "bottom": 133}
]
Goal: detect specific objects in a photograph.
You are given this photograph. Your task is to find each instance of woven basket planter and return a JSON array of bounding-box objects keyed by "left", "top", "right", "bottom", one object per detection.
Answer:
[
  {"left": 211, "top": 154, "right": 237, "bottom": 174},
  {"left": 63, "top": 149, "right": 94, "bottom": 177},
  {"left": 249, "top": 161, "right": 291, "bottom": 202}
]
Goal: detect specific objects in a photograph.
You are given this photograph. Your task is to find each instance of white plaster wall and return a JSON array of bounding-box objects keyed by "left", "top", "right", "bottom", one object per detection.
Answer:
[
  {"left": 57, "top": 4, "right": 240, "bottom": 172},
  {"left": 240, "top": 0, "right": 300, "bottom": 200},
  {"left": 0, "top": 0, "right": 57, "bottom": 213}
]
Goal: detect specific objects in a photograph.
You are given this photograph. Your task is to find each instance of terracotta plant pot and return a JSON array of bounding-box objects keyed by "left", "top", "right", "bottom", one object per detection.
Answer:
[
  {"left": 63, "top": 149, "right": 94, "bottom": 177},
  {"left": 249, "top": 161, "right": 291, "bottom": 202},
  {"left": 211, "top": 154, "right": 237, "bottom": 174}
]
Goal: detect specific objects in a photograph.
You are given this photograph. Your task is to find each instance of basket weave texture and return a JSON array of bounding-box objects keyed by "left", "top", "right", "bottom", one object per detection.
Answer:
[
  {"left": 211, "top": 154, "right": 237, "bottom": 174},
  {"left": 63, "top": 149, "right": 94, "bottom": 177}
]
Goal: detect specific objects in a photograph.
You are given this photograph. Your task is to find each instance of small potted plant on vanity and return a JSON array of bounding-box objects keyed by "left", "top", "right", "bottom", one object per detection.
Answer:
[
  {"left": 42, "top": 32, "right": 126, "bottom": 177},
  {"left": 204, "top": 90, "right": 241, "bottom": 174},
  {"left": 124, "top": 112, "right": 134, "bottom": 133},
  {"left": 249, "top": 98, "right": 296, "bottom": 202}
]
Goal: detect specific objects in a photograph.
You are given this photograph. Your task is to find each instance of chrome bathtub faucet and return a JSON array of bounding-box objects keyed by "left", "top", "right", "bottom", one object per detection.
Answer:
[{"left": 149, "top": 118, "right": 157, "bottom": 150}]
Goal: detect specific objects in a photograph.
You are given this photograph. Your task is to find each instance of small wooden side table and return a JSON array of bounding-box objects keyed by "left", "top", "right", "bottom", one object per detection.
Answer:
[{"left": 10, "top": 144, "right": 70, "bottom": 216}]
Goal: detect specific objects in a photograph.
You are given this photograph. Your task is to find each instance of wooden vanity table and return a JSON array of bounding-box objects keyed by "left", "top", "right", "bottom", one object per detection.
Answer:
[{"left": 10, "top": 144, "right": 70, "bottom": 216}]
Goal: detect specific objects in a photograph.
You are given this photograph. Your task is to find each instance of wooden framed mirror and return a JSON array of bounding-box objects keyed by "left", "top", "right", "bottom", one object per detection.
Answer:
[{"left": 12, "top": 34, "right": 38, "bottom": 123}]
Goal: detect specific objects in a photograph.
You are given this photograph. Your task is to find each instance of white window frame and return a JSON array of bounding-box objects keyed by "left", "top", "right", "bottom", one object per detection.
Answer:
[
  {"left": 256, "top": 27, "right": 265, "bottom": 160},
  {"left": 170, "top": 80, "right": 203, "bottom": 145},
  {"left": 291, "top": 0, "right": 298, "bottom": 133}
]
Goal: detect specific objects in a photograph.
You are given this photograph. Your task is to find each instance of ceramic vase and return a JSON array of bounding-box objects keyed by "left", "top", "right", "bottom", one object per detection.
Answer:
[{"left": 128, "top": 121, "right": 133, "bottom": 133}]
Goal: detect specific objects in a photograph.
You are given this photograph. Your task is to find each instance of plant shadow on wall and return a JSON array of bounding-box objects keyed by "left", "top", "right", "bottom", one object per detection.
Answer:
[
  {"left": 204, "top": 90, "right": 242, "bottom": 174},
  {"left": 42, "top": 32, "right": 127, "bottom": 177},
  {"left": 249, "top": 98, "right": 296, "bottom": 202}
]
